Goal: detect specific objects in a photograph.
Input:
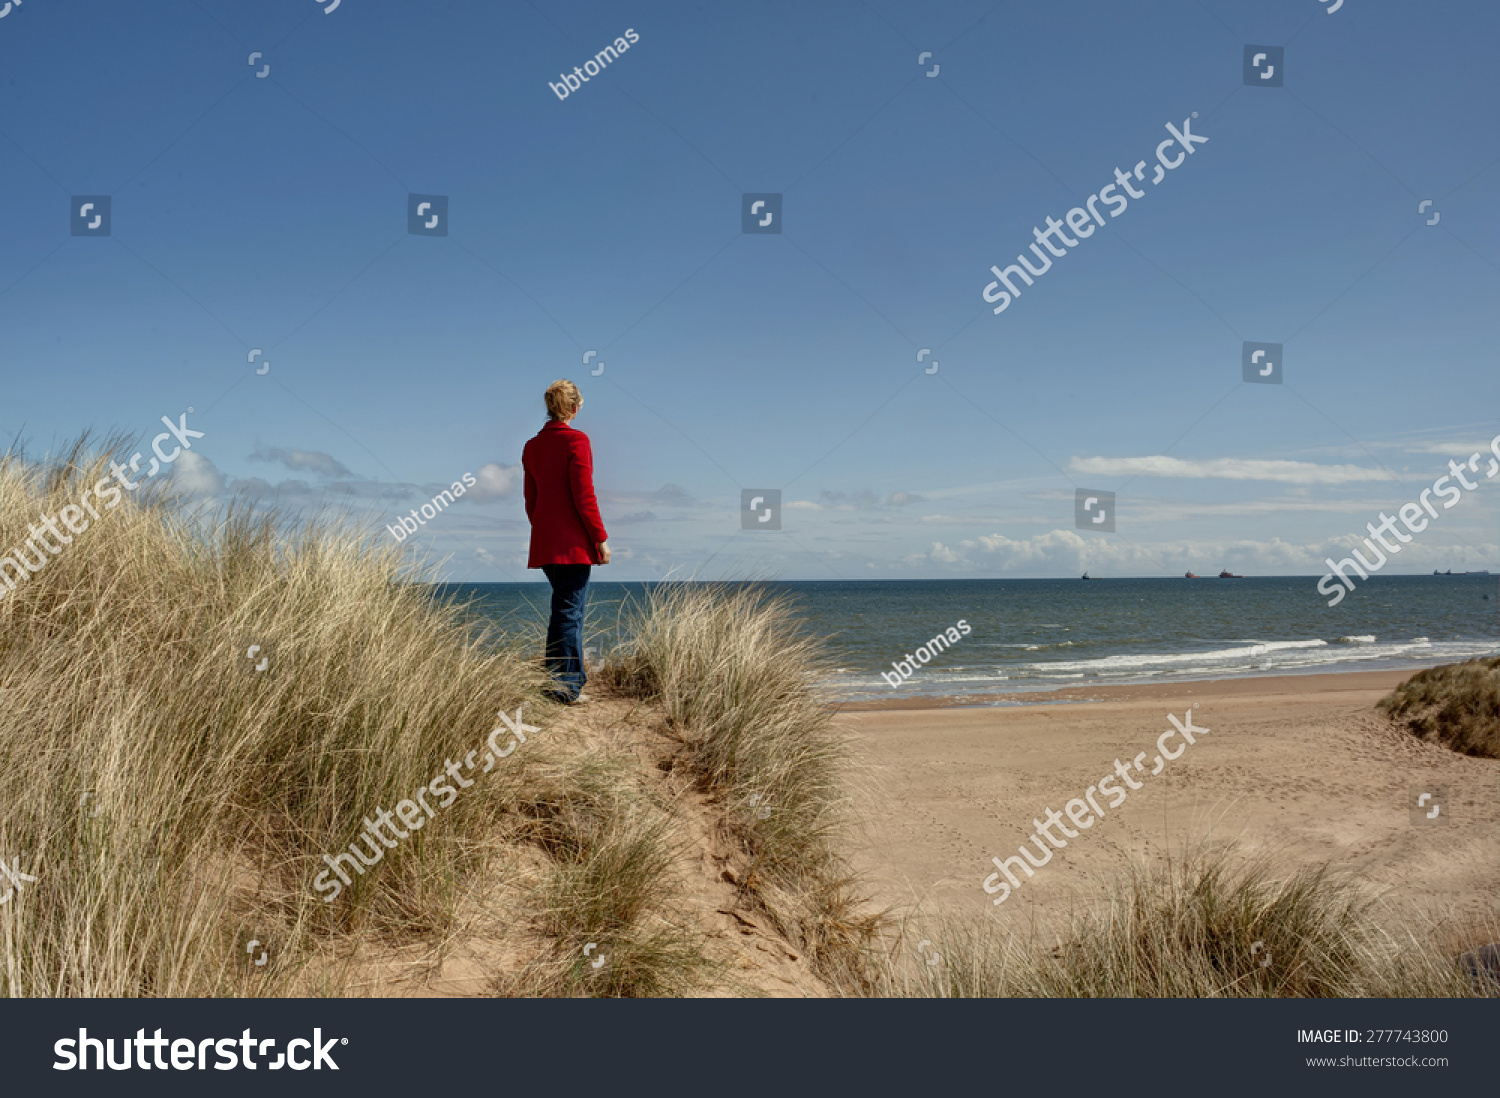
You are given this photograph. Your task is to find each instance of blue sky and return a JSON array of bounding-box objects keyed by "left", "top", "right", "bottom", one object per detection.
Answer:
[{"left": 2, "top": 0, "right": 1496, "bottom": 582}]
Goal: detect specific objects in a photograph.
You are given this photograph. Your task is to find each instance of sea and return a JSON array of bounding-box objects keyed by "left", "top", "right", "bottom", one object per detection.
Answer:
[{"left": 437, "top": 575, "right": 1499, "bottom": 703}]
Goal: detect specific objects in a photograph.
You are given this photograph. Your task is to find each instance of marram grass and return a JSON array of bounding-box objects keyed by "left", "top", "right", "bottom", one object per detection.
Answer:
[{"left": 0, "top": 440, "right": 547, "bottom": 996}]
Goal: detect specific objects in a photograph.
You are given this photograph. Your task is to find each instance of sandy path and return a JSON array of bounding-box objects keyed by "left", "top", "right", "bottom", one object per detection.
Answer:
[{"left": 837, "top": 670, "right": 1499, "bottom": 937}]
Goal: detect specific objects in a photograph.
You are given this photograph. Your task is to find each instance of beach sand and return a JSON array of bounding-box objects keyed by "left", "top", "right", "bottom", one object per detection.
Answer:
[{"left": 838, "top": 669, "right": 1499, "bottom": 938}]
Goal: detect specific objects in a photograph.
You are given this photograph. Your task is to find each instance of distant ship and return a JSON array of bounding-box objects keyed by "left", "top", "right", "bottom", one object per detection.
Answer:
[
  {"left": 1081, "top": 572, "right": 1091, "bottom": 580},
  {"left": 1184, "top": 571, "right": 1200, "bottom": 578},
  {"left": 1435, "top": 569, "right": 1492, "bottom": 575},
  {"left": 1218, "top": 570, "right": 1244, "bottom": 579}
]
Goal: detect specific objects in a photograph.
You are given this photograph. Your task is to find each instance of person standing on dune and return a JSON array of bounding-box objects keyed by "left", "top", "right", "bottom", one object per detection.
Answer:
[{"left": 522, "top": 380, "right": 610, "bottom": 704}]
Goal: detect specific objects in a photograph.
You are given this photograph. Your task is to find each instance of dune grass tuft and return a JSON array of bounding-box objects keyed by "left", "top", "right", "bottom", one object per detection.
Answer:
[
  {"left": 866, "top": 845, "right": 1485, "bottom": 998},
  {"left": 599, "top": 582, "right": 881, "bottom": 984},
  {"left": 1378, "top": 657, "right": 1500, "bottom": 758},
  {"left": 500, "top": 751, "right": 712, "bottom": 998}
]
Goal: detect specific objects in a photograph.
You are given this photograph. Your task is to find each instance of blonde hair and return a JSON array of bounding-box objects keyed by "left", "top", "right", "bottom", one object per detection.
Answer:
[{"left": 544, "top": 379, "right": 582, "bottom": 421}]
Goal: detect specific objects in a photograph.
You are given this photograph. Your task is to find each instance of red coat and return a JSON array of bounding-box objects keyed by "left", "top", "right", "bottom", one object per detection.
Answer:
[{"left": 522, "top": 421, "right": 608, "bottom": 567}]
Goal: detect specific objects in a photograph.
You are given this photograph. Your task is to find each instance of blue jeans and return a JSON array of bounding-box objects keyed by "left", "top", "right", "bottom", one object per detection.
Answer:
[{"left": 541, "top": 564, "right": 590, "bottom": 700}]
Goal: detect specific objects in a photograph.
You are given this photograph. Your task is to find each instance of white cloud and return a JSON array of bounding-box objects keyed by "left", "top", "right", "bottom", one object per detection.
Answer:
[
  {"left": 967, "top": 529, "right": 1329, "bottom": 573},
  {"left": 1400, "top": 438, "right": 1500, "bottom": 456},
  {"left": 466, "top": 462, "right": 521, "bottom": 500},
  {"left": 1069, "top": 455, "right": 1388, "bottom": 484},
  {"left": 927, "top": 541, "right": 962, "bottom": 563},
  {"left": 1139, "top": 497, "right": 1388, "bottom": 518},
  {"left": 883, "top": 522, "right": 1500, "bottom": 576},
  {"left": 169, "top": 451, "right": 225, "bottom": 496},
  {"left": 918, "top": 512, "right": 1055, "bottom": 525},
  {"left": 817, "top": 489, "right": 925, "bottom": 510},
  {"left": 248, "top": 446, "right": 354, "bottom": 478}
]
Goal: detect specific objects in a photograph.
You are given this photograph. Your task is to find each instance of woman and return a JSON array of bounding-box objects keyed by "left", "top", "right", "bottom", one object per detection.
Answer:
[{"left": 522, "top": 379, "right": 609, "bottom": 703}]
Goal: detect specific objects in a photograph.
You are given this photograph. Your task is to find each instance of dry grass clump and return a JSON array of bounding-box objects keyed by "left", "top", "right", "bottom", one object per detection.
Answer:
[
  {"left": 498, "top": 751, "right": 712, "bottom": 997},
  {"left": 598, "top": 582, "right": 880, "bottom": 983},
  {"left": 0, "top": 439, "right": 551, "bottom": 997},
  {"left": 865, "top": 846, "right": 1484, "bottom": 998},
  {"left": 1378, "top": 657, "right": 1500, "bottom": 758}
]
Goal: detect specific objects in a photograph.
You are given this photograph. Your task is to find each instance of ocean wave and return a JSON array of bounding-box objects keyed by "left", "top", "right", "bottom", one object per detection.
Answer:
[
  {"left": 1029, "top": 639, "right": 1325, "bottom": 673},
  {"left": 1015, "top": 637, "right": 1486, "bottom": 680},
  {"left": 823, "top": 640, "right": 1499, "bottom": 699}
]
